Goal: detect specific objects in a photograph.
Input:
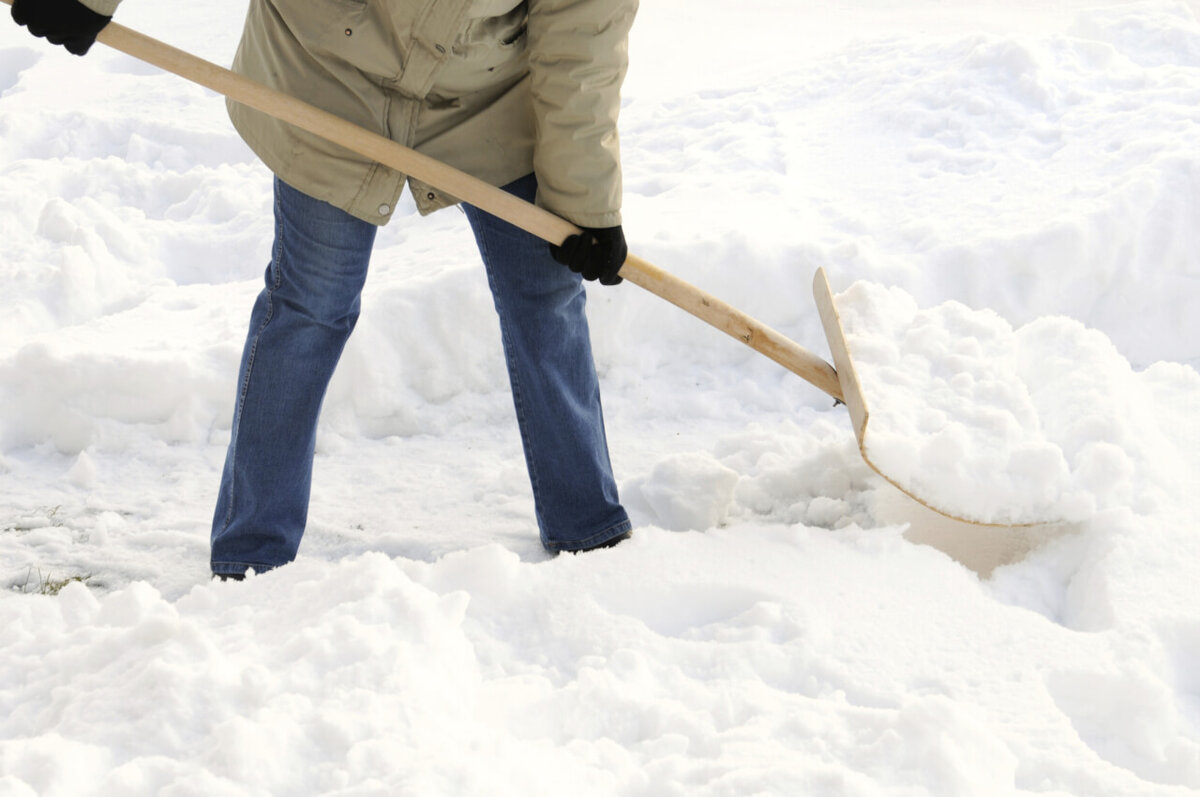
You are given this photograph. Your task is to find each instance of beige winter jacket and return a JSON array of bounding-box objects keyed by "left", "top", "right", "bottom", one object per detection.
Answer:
[{"left": 85, "top": 0, "right": 637, "bottom": 227}]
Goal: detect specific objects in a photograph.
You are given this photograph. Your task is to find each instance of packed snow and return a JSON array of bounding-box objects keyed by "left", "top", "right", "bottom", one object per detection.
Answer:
[{"left": 2, "top": 1, "right": 1200, "bottom": 795}]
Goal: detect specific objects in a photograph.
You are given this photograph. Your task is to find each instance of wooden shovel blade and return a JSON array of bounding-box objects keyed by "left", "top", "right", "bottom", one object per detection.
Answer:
[{"left": 812, "top": 268, "right": 870, "bottom": 447}]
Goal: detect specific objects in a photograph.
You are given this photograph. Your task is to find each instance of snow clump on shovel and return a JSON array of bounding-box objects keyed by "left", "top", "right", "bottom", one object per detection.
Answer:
[{"left": 836, "top": 280, "right": 1180, "bottom": 527}]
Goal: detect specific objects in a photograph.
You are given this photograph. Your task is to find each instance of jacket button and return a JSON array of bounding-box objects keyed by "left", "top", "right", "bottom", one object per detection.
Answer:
[
  {"left": 426, "top": 192, "right": 436, "bottom": 201},
  {"left": 378, "top": 203, "right": 391, "bottom": 216}
]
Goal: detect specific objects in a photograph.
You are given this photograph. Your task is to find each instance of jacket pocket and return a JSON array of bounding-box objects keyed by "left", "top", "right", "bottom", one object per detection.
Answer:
[
  {"left": 432, "top": 4, "right": 528, "bottom": 98},
  {"left": 270, "top": 0, "right": 403, "bottom": 79}
]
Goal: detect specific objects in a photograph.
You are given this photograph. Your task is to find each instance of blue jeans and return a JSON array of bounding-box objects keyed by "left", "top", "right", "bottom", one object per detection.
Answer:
[{"left": 210, "top": 175, "right": 630, "bottom": 575}]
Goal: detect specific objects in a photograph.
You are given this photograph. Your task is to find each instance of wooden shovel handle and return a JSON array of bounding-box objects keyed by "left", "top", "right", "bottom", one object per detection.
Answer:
[{"left": 9, "top": 8, "right": 844, "bottom": 400}]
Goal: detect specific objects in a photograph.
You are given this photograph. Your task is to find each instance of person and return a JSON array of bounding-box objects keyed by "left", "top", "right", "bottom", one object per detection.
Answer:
[{"left": 13, "top": 0, "right": 638, "bottom": 577}]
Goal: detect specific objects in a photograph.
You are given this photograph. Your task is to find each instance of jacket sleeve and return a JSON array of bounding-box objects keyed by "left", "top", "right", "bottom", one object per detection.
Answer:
[
  {"left": 526, "top": 0, "right": 638, "bottom": 229},
  {"left": 80, "top": 0, "right": 121, "bottom": 16}
]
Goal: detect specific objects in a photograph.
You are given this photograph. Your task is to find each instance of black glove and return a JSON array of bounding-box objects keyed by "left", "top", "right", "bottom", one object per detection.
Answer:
[
  {"left": 11, "top": 0, "right": 112, "bottom": 56},
  {"left": 549, "top": 226, "right": 626, "bottom": 286}
]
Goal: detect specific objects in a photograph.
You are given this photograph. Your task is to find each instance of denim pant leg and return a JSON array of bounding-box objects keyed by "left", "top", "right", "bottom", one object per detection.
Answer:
[
  {"left": 211, "top": 178, "right": 377, "bottom": 576},
  {"left": 463, "top": 174, "right": 631, "bottom": 552}
]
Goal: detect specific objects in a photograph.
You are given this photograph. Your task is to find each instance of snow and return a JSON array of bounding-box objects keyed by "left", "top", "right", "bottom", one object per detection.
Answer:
[
  {"left": 835, "top": 280, "right": 1198, "bottom": 526},
  {"left": 2, "top": 1, "right": 1200, "bottom": 794}
]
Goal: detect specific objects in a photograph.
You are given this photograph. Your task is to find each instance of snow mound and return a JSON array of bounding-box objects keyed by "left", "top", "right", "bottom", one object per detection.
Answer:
[{"left": 838, "top": 280, "right": 1189, "bottom": 526}]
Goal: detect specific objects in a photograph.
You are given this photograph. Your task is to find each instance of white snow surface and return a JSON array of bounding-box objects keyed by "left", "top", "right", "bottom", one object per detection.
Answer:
[
  {"left": 3, "top": 1, "right": 1200, "bottom": 795},
  {"left": 837, "top": 280, "right": 1199, "bottom": 527}
]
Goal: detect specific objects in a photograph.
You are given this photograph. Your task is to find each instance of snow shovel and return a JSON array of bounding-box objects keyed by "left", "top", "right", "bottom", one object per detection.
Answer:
[{"left": 6, "top": 9, "right": 991, "bottom": 526}]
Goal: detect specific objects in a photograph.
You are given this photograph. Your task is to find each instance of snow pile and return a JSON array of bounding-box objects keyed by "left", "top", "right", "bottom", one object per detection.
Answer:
[
  {"left": 837, "top": 280, "right": 1196, "bottom": 526},
  {"left": 3, "top": 1, "right": 1200, "bottom": 795},
  {"left": 6, "top": 526, "right": 1200, "bottom": 795}
]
